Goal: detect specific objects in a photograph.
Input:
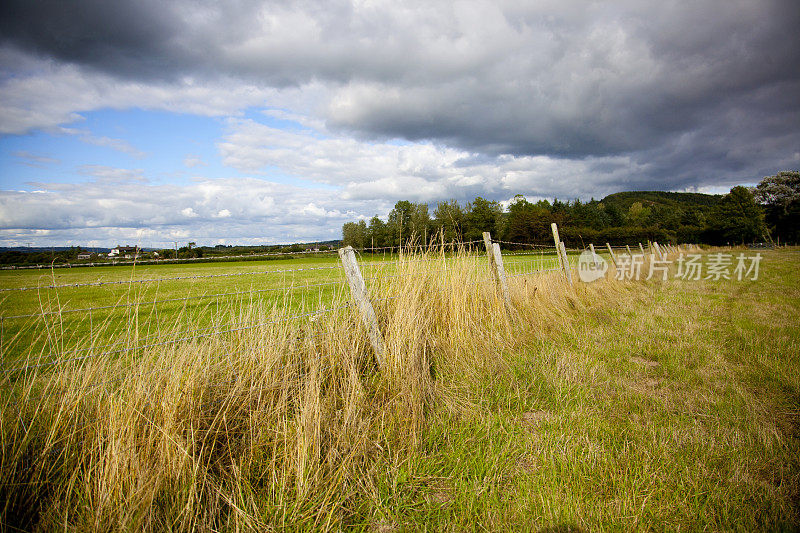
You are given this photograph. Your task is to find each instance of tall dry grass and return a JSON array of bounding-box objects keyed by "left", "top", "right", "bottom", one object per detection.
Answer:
[{"left": 0, "top": 246, "right": 644, "bottom": 531}]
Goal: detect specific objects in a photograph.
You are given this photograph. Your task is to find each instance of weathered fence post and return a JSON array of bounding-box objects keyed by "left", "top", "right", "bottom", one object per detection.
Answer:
[
  {"left": 638, "top": 243, "right": 646, "bottom": 256},
  {"left": 626, "top": 244, "right": 633, "bottom": 257},
  {"left": 551, "top": 224, "right": 563, "bottom": 271},
  {"left": 338, "top": 246, "right": 385, "bottom": 366},
  {"left": 483, "top": 232, "right": 512, "bottom": 310},
  {"left": 492, "top": 243, "right": 512, "bottom": 310},
  {"left": 482, "top": 231, "right": 494, "bottom": 268},
  {"left": 605, "top": 243, "right": 617, "bottom": 267},
  {"left": 589, "top": 243, "right": 600, "bottom": 269},
  {"left": 551, "top": 223, "right": 572, "bottom": 285},
  {"left": 560, "top": 242, "right": 573, "bottom": 286}
]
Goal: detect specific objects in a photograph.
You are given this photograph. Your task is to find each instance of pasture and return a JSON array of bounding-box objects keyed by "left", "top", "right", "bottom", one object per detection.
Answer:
[
  {"left": 0, "top": 248, "right": 564, "bottom": 367},
  {"left": 1, "top": 246, "right": 797, "bottom": 531}
]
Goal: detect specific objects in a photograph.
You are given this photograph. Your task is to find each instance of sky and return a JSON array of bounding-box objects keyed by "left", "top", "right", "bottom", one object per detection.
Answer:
[{"left": 0, "top": 0, "right": 798, "bottom": 248}]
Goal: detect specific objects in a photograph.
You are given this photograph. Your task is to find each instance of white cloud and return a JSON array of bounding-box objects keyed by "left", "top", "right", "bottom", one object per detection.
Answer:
[
  {"left": 217, "top": 117, "right": 650, "bottom": 203},
  {"left": 0, "top": 171, "right": 369, "bottom": 247}
]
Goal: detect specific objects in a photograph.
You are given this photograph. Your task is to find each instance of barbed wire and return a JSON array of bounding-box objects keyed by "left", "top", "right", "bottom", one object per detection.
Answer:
[
  {"left": 500, "top": 250, "right": 559, "bottom": 257},
  {"left": 1, "top": 244, "right": 622, "bottom": 378},
  {"left": 493, "top": 240, "right": 556, "bottom": 249},
  {"left": 1, "top": 255, "right": 599, "bottom": 410},
  {"left": 507, "top": 267, "right": 562, "bottom": 279},
  {"left": 351, "top": 240, "right": 484, "bottom": 253}
]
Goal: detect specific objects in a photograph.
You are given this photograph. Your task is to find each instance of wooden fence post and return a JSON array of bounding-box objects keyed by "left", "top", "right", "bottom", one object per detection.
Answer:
[
  {"left": 626, "top": 244, "right": 633, "bottom": 257},
  {"left": 492, "top": 243, "right": 512, "bottom": 310},
  {"left": 638, "top": 243, "right": 646, "bottom": 256},
  {"left": 482, "top": 231, "right": 495, "bottom": 268},
  {"left": 550, "top": 223, "right": 563, "bottom": 271},
  {"left": 589, "top": 243, "right": 600, "bottom": 268},
  {"left": 551, "top": 223, "right": 572, "bottom": 284},
  {"left": 483, "top": 232, "right": 512, "bottom": 310},
  {"left": 338, "top": 246, "right": 385, "bottom": 366},
  {"left": 560, "top": 241, "right": 573, "bottom": 286},
  {"left": 605, "top": 243, "right": 617, "bottom": 267}
]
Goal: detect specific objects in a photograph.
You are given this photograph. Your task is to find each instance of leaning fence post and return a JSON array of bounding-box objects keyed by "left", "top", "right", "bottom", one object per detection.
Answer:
[
  {"left": 638, "top": 243, "right": 646, "bottom": 255},
  {"left": 589, "top": 243, "right": 600, "bottom": 269},
  {"left": 560, "top": 241, "right": 573, "bottom": 286},
  {"left": 605, "top": 243, "right": 617, "bottom": 267},
  {"left": 551, "top": 223, "right": 571, "bottom": 284},
  {"left": 491, "top": 243, "right": 512, "bottom": 310},
  {"left": 338, "top": 246, "right": 385, "bottom": 366},
  {"left": 626, "top": 244, "right": 633, "bottom": 257},
  {"left": 482, "top": 231, "right": 495, "bottom": 268},
  {"left": 483, "top": 232, "right": 512, "bottom": 311}
]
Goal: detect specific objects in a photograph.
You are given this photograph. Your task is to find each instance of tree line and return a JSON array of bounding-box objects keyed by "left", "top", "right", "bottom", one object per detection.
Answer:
[{"left": 342, "top": 171, "right": 799, "bottom": 248}]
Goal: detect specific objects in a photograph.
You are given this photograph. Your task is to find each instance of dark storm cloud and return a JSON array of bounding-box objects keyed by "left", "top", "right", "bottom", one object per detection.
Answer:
[
  {"left": 326, "top": 1, "right": 800, "bottom": 162},
  {"left": 2, "top": 0, "right": 799, "bottom": 192},
  {"left": 0, "top": 0, "right": 189, "bottom": 78}
]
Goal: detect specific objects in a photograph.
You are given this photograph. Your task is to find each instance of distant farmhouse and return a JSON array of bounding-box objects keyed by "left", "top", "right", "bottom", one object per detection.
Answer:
[{"left": 108, "top": 245, "right": 141, "bottom": 259}]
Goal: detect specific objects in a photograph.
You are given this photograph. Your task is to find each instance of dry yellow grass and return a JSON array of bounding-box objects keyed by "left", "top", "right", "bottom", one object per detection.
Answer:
[{"left": 2, "top": 246, "right": 798, "bottom": 531}]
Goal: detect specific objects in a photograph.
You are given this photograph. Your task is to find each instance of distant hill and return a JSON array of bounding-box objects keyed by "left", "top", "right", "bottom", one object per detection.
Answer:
[{"left": 599, "top": 191, "right": 722, "bottom": 210}]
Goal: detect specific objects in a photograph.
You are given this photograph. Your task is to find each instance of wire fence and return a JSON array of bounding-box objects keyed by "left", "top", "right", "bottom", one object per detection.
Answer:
[{"left": 0, "top": 234, "right": 690, "bottom": 399}]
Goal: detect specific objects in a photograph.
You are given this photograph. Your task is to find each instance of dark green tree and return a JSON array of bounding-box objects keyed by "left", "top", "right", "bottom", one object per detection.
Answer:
[
  {"left": 504, "top": 195, "right": 551, "bottom": 244},
  {"left": 341, "top": 220, "right": 368, "bottom": 248},
  {"left": 408, "top": 203, "right": 432, "bottom": 245},
  {"left": 464, "top": 197, "right": 503, "bottom": 241},
  {"left": 709, "top": 186, "right": 767, "bottom": 244},
  {"left": 433, "top": 200, "right": 465, "bottom": 243},
  {"left": 753, "top": 171, "right": 800, "bottom": 243},
  {"left": 367, "top": 216, "right": 388, "bottom": 248},
  {"left": 387, "top": 201, "right": 414, "bottom": 246}
]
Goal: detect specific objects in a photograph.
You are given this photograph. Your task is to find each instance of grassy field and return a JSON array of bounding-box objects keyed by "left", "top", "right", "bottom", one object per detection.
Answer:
[
  {"left": 1, "top": 247, "right": 797, "bottom": 531},
  {"left": 0, "top": 254, "right": 349, "bottom": 366},
  {"left": 0, "top": 249, "right": 563, "bottom": 367}
]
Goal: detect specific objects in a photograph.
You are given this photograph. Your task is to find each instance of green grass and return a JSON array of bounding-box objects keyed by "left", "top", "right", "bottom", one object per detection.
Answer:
[
  {"left": 1, "top": 247, "right": 797, "bottom": 531},
  {"left": 356, "top": 249, "right": 800, "bottom": 531},
  {"left": 0, "top": 257, "right": 341, "bottom": 367},
  {"left": 0, "top": 250, "right": 563, "bottom": 367}
]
